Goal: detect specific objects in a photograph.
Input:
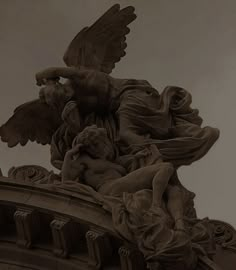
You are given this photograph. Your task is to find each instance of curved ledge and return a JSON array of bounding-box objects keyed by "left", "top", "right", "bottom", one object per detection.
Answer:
[
  {"left": 1, "top": 176, "right": 236, "bottom": 270},
  {"left": 0, "top": 242, "right": 90, "bottom": 270},
  {"left": 0, "top": 176, "right": 116, "bottom": 236}
]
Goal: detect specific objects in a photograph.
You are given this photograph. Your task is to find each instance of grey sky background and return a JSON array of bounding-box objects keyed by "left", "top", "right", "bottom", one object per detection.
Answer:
[{"left": 0, "top": 0, "right": 235, "bottom": 226}]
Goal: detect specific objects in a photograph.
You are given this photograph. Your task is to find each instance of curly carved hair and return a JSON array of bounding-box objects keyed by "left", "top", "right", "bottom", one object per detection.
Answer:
[{"left": 72, "top": 125, "right": 108, "bottom": 148}]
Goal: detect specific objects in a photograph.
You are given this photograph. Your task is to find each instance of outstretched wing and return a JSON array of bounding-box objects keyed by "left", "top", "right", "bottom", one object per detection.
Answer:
[
  {"left": 63, "top": 4, "right": 136, "bottom": 74},
  {"left": 0, "top": 99, "right": 62, "bottom": 147}
]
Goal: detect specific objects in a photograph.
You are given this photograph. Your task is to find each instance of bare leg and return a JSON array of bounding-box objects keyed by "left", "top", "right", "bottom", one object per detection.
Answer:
[
  {"left": 151, "top": 163, "right": 174, "bottom": 208},
  {"left": 98, "top": 164, "right": 158, "bottom": 195},
  {"left": 166, "top": 185, "right": 185, "bottom": 232},
  {"left": 99, "top": 162, "right": 174, "bottom": 211}
]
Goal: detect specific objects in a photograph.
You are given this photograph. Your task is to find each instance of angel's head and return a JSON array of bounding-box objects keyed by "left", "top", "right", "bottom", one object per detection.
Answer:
[
  {"left": 39, "top": 80, "right": 74, "bottom": 111},
  {"left": 72, "top": 125, "right": 115, "bottom": 160}
]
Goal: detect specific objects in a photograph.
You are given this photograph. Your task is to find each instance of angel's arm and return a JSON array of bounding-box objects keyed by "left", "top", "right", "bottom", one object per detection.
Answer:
[
  {"left": 36, "top": 67, "right": 112, "bottom": 97},
  {"left": 36, "top": 67, "right": 81, "bottom": 86}
]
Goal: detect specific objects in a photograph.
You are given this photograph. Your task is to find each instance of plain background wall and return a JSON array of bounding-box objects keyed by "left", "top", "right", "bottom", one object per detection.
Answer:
[{"left": 0, "top": 0, "right": 235, "bottom": 226}]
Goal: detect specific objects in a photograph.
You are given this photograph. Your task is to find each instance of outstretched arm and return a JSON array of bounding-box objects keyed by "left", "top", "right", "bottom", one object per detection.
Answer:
[
  {"left": 36, "top": 67, "right": 82, "bottom": 86},
  {"left": 36, "top": 67, "right": 112, "bottom": 97}
]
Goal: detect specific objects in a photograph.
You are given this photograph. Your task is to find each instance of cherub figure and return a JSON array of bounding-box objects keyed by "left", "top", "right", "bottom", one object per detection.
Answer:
[{"left": 61, "top": 125, "right": 186, "bottom": 231}]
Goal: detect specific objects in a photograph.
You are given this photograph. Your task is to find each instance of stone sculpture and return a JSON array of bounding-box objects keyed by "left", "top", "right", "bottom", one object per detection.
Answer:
[{"left": 0, "top": 4, "right": 232, "bottom": 270}]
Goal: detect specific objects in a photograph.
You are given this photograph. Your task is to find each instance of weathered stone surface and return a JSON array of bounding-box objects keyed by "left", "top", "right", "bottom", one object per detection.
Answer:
[
  {"left": 14, "top": 208, "right": 40, "bottom": 249},
  {"left": 8, "top": 165, "right": 51, "bottom": 183},
  {"left": 0, "top": 3, "right": 228, "bottom": 270},
  {"left": 0, "top": 179, "right": 235, "bottom": 269},
  {"left": 50, "top": 216, "right": 80, "bottom": 258},
  {"left": 86, "top": 228, "right": 112, "bottom": 269}
]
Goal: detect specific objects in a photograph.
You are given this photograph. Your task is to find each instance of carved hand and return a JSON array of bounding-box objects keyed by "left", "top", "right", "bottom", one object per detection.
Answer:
[{"left": 61, "top": 144, "right": 85, "bottom": 182}]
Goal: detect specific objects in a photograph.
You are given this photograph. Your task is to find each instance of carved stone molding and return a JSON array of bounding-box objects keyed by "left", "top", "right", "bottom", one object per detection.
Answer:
[
  {"left": 119, "top": 246, "right": 146, "bottom": 270},
  {"left": 14, "top": 208, "right": 40, "bottom": 248},
  {"left": 210, "top": 220, "right": 236, "bottom": 252},
  {"left": 8, "top": 165, "right": 51, "bottom": 183},
  {"left": 50, "top": 216, "right": 79, "bottom": 258},
  {"left": 86, "top": 228, "right": 112, "bottom": 270}
]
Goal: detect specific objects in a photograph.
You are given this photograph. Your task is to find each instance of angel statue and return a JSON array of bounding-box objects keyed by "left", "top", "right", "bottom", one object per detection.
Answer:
[
  {"left": 0, "top": 3, "right": 219, "bottom": 169},
  {"left": 0, "top": 4, "right": 220, "bottom": 269}
]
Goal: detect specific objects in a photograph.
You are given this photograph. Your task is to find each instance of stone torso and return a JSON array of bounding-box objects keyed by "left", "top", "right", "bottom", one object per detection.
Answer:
[{"left": 76, "top": 154, "right": 126, "bottom": 190}]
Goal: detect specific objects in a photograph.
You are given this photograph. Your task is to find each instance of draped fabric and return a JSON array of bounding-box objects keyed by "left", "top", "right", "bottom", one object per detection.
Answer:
[
  {"left": 44, "top": 181, "right": 214, "bottom": 270},
  {"left": 46, "top": 75, "right": 219, "bottom": 269},
  {"left": 115, "top": 82, "right": 220, "bottom": 167},
  {"left": 50, "top": 76, "right": 219, "bottom": 169}
]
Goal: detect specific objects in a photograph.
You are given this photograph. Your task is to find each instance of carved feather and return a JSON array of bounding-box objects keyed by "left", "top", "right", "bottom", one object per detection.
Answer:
[
  {"left": 0, "top": 99, "right": 62, "bottom": 147},
  {"left": 63, "top": 4, "right": 136, "bottom": 73}
]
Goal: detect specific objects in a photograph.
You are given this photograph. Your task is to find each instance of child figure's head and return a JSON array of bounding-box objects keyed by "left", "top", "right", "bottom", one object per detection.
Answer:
[{"left": 72, "top": 125, "right": 115, "bottom": 160}]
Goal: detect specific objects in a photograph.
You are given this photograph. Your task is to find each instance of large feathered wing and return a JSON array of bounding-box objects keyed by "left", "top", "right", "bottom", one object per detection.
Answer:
[
  {"left": 63, "top": 4, "right": 137, "bottom": 74},
  {"left": 0, "top": 100, "right": 62, "bottom": 147}
]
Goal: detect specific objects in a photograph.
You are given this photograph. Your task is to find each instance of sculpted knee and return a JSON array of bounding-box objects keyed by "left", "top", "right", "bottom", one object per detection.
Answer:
[{"left": 160, "top": 162, "right": 174, "bottom": 173}]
